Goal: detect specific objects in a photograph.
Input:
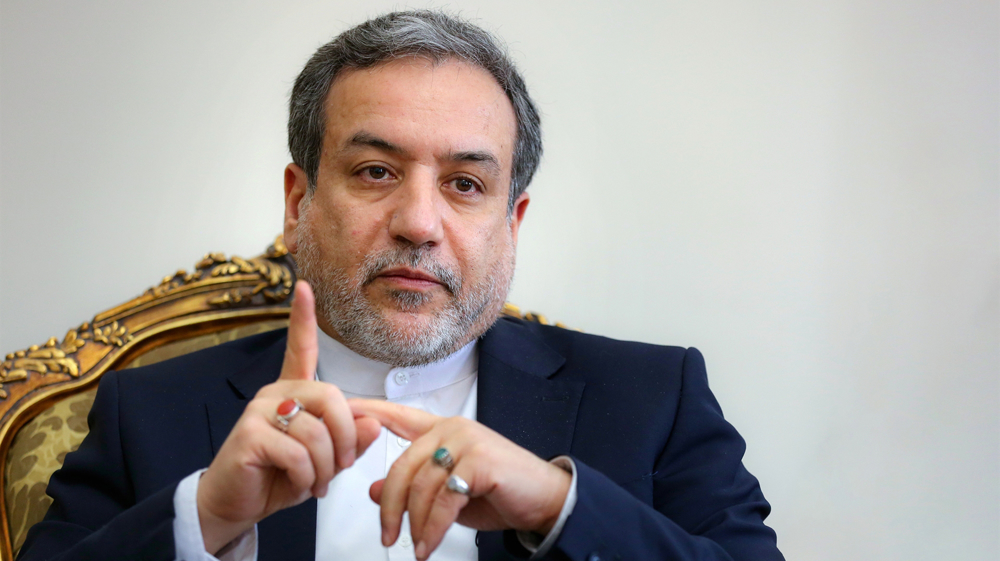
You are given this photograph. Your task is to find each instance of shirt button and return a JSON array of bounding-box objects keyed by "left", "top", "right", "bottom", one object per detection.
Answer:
[
  {"left": 397, "top": 436, "right": 411, "bottom": 448},
  {"left": 393, "top": 371, "right": 409, "bottom": 386},
  {"left": 398, "top": 534, "right": 412, "bottom": 548}
]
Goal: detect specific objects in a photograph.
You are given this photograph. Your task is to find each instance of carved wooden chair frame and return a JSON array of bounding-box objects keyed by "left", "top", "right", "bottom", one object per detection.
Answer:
[{"left": 0, "top": 236, "right": 556, "bottom": 559}]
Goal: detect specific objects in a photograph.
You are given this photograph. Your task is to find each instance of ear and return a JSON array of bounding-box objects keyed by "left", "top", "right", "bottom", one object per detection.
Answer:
[
  {"left": 508, "top": 191, "right": 530, "bottom": 248},
  {"left": 283, "top": 163, "right": 310, "bottom": 254}
]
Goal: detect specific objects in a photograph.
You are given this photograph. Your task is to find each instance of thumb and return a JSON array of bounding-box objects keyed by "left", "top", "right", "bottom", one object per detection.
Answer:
[
  {"left": 355, "top": 416, "right": 382, "bottom": 457},
  {"left": 369, "top": 479, "right": 385, "bottom": 505},
  {"left": 280, "top": 280, "right": 318, "bottom": 381}
]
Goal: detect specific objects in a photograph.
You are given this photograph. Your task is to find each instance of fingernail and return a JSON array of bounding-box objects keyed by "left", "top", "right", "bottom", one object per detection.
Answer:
[
  {"left": 415, "top": 541, "right": 427, "bottom": 559},
  {"left": 345, "top": 449, "right": 356, "bottom": 466},
  {"left": 381, "top": 529, "right": 389, "bottom": 547}
]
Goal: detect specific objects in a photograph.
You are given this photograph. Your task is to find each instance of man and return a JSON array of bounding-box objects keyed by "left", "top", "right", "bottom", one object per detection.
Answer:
[{"left": 20, "top": 11, "right": 782, "bottom": 561}]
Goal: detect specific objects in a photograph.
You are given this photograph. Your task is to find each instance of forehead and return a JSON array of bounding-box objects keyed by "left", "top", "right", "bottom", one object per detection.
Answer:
[{"left": 322, "top": 57, "right": 517, "bottom": 168}]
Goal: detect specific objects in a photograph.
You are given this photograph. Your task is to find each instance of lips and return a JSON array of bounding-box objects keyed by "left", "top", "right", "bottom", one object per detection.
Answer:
[
  {"left": 359, "top": 249, "right": 462, "bottom": 295},
  {"left": 376, "top": 267, "right": 443, "bottom": 287}
]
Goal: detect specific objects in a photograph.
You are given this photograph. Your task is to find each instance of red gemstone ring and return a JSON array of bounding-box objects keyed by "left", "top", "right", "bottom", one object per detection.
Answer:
[{"left": 275, "top": 398, "right": 303, "bottom": 432}]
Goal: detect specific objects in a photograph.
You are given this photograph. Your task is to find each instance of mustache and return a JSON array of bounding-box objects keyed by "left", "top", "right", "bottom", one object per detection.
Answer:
[{"left": 359, "top": 246, "right": 462, "bottom": 295}]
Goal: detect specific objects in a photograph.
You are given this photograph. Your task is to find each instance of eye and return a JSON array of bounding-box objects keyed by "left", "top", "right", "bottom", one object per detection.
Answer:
[
  {"left": 366, "top": 166, "right": 389, "bottom": 180},
  {"left": 453, "top": 177, "right": 479, "bottom": 193}
]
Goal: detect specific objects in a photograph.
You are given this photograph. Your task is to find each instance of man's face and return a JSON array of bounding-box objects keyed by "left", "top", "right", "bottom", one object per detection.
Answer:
[{"left": 284, "top": 57, "right": 529, "bottom": 366}]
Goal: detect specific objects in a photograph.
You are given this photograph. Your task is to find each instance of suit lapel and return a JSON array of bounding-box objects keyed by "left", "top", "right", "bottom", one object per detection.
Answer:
[
  {"left": 475, "top": 319, "right": 585, "bottom": 560},
  {"left": 203, "top": 331, "right": 317, "bottom": 561},
  {"left": 205, "top": 332, "right": 285, "bottom": 456}
]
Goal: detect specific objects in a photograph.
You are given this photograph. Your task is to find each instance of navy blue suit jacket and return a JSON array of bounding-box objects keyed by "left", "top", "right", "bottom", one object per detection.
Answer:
[{"left": 20, "top": 316, "right": 782, "bottom": 561}]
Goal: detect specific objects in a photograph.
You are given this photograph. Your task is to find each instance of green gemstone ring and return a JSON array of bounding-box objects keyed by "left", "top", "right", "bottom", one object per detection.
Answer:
[{"left": 432, "top": 447, "right": 455, "bottom": 470}]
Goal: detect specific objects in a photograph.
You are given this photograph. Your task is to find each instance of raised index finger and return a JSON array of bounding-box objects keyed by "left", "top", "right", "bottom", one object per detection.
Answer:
[
  {"left": 348, "top": 399, "right": 439, "bottom": 440},
  {"left": 280, "top": 280, "right": 318, "bottom": 382}
]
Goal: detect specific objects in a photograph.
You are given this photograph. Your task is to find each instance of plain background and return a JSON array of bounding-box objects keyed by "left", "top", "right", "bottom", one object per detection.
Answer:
[{"left": 1, "top": 1, "right": 997, "bottom": 559}]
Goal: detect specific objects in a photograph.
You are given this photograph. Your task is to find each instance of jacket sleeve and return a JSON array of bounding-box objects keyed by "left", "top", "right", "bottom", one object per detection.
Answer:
[
  {"left": 17, "top": 370, "right": 178, "bottom": 561},
  {"left": 544, "top": 347, "right": 784, "bottom": 561}
]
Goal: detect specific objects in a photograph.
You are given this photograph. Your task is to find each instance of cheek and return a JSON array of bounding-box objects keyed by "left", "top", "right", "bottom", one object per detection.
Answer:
[
  {"left": 300, "top": 208, "right": 352, "bottom": 268},
  {"left": 315, "top": 200, "right": 380, "bottom": 251},
  {"left": 458, "top": 219, "right": 514, "bottom": 275}
]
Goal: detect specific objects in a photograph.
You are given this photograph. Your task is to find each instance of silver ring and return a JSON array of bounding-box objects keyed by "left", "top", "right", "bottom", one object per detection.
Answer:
[
  {"left": 432, "top": 447, "right": 455, "bottom": 470},
  {"left": 446, "top": 474, "right": 470, "bottom": 495}
]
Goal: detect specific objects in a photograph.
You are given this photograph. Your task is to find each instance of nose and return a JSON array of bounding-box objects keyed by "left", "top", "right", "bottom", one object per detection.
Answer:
[{"left": 387, "top": 172, "right": 445, "bottom": 247}]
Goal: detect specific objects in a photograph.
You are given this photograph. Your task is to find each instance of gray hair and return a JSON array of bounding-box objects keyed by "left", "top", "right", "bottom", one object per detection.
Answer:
[{"left": 288, "top": 10, "right": 542, "bottom": 211}]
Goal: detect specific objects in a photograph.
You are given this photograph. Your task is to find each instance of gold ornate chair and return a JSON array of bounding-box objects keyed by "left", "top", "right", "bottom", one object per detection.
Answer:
[{"left": 0, "top": 236, "right": 556, "bottom": 560}]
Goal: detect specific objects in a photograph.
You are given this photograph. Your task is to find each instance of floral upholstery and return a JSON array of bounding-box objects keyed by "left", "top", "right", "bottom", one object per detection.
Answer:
[
  {"left": 4, "top": 320, "right": 288, "bottom": 555},
  {"left": 5, "top": 390, "right": 95, "bottom": 553}
]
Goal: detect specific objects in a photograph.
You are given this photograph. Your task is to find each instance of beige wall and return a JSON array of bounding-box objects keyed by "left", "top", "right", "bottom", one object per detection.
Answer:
[{"left": 1, "top": 1, "right": 997, "bottom": 559}]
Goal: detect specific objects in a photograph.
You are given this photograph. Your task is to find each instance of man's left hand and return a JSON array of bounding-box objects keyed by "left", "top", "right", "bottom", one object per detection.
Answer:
[{"left": 349, "top": 399, "right": 571, "bottom": 561}]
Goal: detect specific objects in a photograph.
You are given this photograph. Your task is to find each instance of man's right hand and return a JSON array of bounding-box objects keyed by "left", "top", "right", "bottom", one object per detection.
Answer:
[{"left": 196, "top": 280, "right": 382, "bottom": 554}]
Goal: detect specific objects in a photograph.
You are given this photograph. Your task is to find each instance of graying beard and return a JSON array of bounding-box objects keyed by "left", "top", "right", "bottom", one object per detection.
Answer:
[
  {"left": 388, "top": 290, "right": 432, "bottom": 311},
  {"left": 296, "top": 219, "right": 513, "bottom": 367}
]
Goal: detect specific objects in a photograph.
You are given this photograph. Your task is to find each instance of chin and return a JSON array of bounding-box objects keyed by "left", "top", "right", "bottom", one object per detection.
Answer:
[{"left": 379, "top": 308, "right": 441, "bottom": 335}]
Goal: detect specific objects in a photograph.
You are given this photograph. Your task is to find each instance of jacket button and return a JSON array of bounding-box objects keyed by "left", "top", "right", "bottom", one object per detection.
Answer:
[{"left": 588, "top": 554, "right": 602, "bottom": 561}]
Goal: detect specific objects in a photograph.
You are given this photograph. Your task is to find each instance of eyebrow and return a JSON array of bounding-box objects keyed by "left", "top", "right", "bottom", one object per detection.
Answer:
[
  {"left": 448, "top": 150, "right": 502, "bottom": 177},
  {"left": 346, "top": 132, "right": 404, "bottom": 154},
  {"left": 345, "top": 131, "right": 502, "bottom": 178}
]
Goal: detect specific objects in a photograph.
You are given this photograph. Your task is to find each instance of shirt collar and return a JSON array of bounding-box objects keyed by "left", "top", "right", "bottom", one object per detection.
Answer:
[{"left": 315, "top": 327, "right": 478, "bottom": 399}]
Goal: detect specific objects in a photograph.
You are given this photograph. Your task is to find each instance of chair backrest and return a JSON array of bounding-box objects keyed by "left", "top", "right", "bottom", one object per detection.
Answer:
[
  {"left": 0, "top": 237, "right": 296, "bottom": 558},
  {"left": 0, "top": 236, "right": 562, "bottom": 559}
]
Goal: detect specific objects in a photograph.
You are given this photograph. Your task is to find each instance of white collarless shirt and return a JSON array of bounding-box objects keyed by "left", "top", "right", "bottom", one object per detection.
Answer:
[
  {"left": 172, "top": 329, "right": 576, "bottom": 561},
  {"left": 313, "top": 331, "right": 480, "bottom": 561}
]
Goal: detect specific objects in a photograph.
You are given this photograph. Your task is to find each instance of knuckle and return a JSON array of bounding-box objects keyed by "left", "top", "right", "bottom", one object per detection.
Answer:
[
  {"left": 466, "top": 440, "right": 488, "bottom": 459},
  {"left": 455, "top": 422, "right": 479, "bottom": 442},
  {"left": 323, "top": 384, "right": 344, "bottom": 403},
  {"left": 385, "top": 459, "right": 409, "bottom": 482},
  {"left": 312, "top": 418, "right": 332, "bottom": 440},
  {"left": 381, "top": 489, "right": 403, "bottom": 515},
  {"left": 250, "top": 414, "right": 271, "bottom": 430},
  {"left": 300, "top": 421, "right": 326, "bottom": 447},
  {"left": 245, "top": 397, "right": 269, "bottom": 414},
  {"left": 409, "top": 476, "right": 432, "bottom": 497},
  {"left": 432, "top": 488, "right": 464, "bottom": 515},
  {"left": 239, "top": 416, "right": 266, "bottom": 437},
  {"left": 433, "top": 489, "right": 455, "bottom": 509},
  {"left": 329, "top": 413, "right": 352, "bottom": 436},
  {"left": 384, "top": 462, "right": 401, "bottom": 481},
  {"left": 289, "top": 445, "right": 310, "bottom": 466},
  {"left": 256, "top": 382, "right": 281, "bottom": 398}
]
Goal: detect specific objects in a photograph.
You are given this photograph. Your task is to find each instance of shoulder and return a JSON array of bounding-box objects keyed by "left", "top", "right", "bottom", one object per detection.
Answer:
[
  {"left": 107, "top": 327, "right": 288, "bottom": 397},
  {"left": 491, "top": 315, "right": 690, "bottom": 364},
  {"left": 488, "top": 316, "right": 698, "bottom": 392}
]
